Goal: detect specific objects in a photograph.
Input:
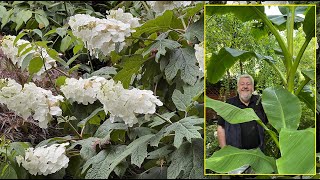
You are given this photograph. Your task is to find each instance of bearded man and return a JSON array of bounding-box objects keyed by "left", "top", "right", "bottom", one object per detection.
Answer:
[{"left": 217, "top": 74, "right": 268, "bottom": 150}]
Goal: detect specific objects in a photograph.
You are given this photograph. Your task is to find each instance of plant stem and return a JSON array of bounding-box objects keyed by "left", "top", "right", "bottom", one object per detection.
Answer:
[
  {"left": 86, "top": 42, "right": 94, "bottom": 73},
  {"left": 155, "top": 113, "right": 172, "bottom": 124},
  {"left": 60, "top": 116, "right": 82, "bottom": 139},
  {"left": 288, "top": 36, "right": 312, "bottom": 93},
  {"left": 179, "top": 16, "right": 187, "bottom": 31},
  {"left": 287, "top": 6, "right": 295, "bottom": 59},
  {"left": 256, "top": 120, "right": 280, "bottom": 149},
  {"left": 252, "top": 7, "right": 292, "bottom": 77}
]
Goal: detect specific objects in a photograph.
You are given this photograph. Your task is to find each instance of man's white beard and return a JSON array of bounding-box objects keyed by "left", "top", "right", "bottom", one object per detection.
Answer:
[{"left": 240, "top": 92, "right": 252, "bottom": 103}]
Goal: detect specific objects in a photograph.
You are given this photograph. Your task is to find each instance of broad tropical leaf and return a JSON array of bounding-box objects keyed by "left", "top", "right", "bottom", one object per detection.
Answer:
[
  {"left": 206, "top": 47, "right": 274, "bottom": 84},
  {"left": 298, "top": 90, "right": 315, "bottom": 113},
  {"left": 167, "top": 139, "right": 204, "bottom": 179},
  {"left": 303, "top": 6, "right": 315, "bottom": 38},
  {"left": 276, "top": 128, "right": 315, "bottom": 174},
  {"left": 205, "top": 96, "right": 260, "bottom": 124},
  {"left": 205, "top": 6, "right": 264, "bottom": 22},
  {"left": 205, "top": 146, "right": 276, "bottom": 174},
  {"left": 262, "top": 87, "right": 301, "bottom": 132}
]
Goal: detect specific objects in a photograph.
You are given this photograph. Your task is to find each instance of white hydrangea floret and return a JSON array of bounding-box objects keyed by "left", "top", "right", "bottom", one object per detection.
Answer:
[
  {"left": 147, "top": 1, "right": 192, "bottom": 16},
  {"left": 194, "top": 42, "right": 204, "bottom": 72},
  {"left": 0, "top": 78, "right": 63, "bottom": 128},
  {"left": 16, "top": 143, "right": 69, "bottom": 176},
  {"left": 68, "top": 9, "right": 140, "bottom": 58},
  {"left": 60, "top": 76, "right": 106, "bottom": 105},
  {"left": 0, "top": 35, "right": 57, "bottom": 77}
]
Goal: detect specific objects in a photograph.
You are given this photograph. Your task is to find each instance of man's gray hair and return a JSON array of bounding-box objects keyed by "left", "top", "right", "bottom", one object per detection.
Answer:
[{"left": 237, "top": 74, "right": 254, "bottom": 87}]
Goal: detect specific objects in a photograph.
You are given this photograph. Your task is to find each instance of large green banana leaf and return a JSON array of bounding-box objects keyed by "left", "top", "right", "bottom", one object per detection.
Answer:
[
  {"left": 206, "top": 145, "right": 277, "bottom": 174},
  {"left": 262, "top": 87, "right": 301, "bottom": 132},
  {"left": 276, "top": 128, "right": 315, "bottom": 174},
  {"left": 205, "top": 96, "right": 260, "bottom": 124},
  {"left": 206, "top": 47, "right": 275, "bottom": 84}
]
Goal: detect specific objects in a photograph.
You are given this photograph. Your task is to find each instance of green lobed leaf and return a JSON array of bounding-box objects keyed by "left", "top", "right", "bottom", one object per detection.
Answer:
[
  {"left": 180, "top": 2, "right": 204, "bottom": 20},
  {"left": 206, "top": 145, "right": 276, "bottom": 174},
  {"left": 133, "top": 10, "right": 174, "bottom": 38},
  {"left": 276, "top": 128, "right": 315, "bottom": 174},
  {"left": 164, "top": 47, "right": 201, "bottom": 86},
  {"left": 135, "top": 167, "right": 168, "bottom": 179},
  {"left": 28, "top": 56, "right": 43, "bottom": 74},
  {"left": 205, "top": 95, "right": 260, "bottom": 124},
  {"left": 262, "top": 87, "right": 301, "bottom": 132},
  {"left": 131, "top": 142, "right": 148, "bottom": 168},
  {"left": 206, "top": 47, "right": 275, "bottom": 84},
  {"left": 76, "top": 137, "right": 100, "bottom": 160},
  {"left": 172, "top": 79, "right": 204, "bottom": 112},
  {"left": 85, "top": 135, "right": 154, "bottom": 179},
  {"left": 148, "top": 112, "right": 176, "bottom": 128},
  {"left": 167, "top": 138, "right": 204, "bottom": 179},
  {"left": 184, "top": 16, "right": 204, "bottom": 43},
  {"left": 147, "top": 145, "right": 173, "bottom": 160},
  {"left": 113, "top": 54, "right": 148, "bottom": 89},
  {"left": 150, "top": 116, "right": 202, "bottom": 148},
  {"left": 142, "top": 33, "right": 181, "bottom": 62}
]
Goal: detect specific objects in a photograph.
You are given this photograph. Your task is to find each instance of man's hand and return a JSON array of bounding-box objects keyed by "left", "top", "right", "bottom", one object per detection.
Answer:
[{"left": 217, "top": 125, "right": 226, "bottom": 148}]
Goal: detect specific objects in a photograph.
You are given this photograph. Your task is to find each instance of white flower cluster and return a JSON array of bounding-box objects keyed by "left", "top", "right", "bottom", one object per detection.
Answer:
[
  {"left": 60, "top": 76, "right": 163, "bottom": 127},
  {"left": 147, "top": 1, "right": 192, "bottom": 15},
  {"left": 194, "top": 42, "right": 204, "bottom": 72},
  {"left": 16, "top": 143, "right": 69, "bottom": 176},
  {"left": 0, "top": 35, "right": 57, "bottom": 76},
  {"left": 68, "top": 8, "right": 140, "bottom": 58},
  {"left": 60, "top": 76, "right": 105, "bottom": 105},
  {"left": 0, "top": 78, "right": 63, "bottom": 128}
]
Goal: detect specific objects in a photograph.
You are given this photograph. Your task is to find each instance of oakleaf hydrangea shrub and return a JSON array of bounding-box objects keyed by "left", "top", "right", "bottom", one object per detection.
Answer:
[{"left": 0, "top": 1, "right": 205, "bottom": 179}]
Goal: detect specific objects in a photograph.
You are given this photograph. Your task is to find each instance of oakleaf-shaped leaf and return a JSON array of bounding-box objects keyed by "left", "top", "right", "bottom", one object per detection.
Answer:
[
  {"left": 131, "top": 142, "right": 148, "bottom": 168},
  {"left": 148, "top": 112, "right": 176, "bottom": 128},
  {"left": 143, "top": 33, "right": 181, "bottom": 62},
  {"left": 277, "top": 128, "right": 315, "bottom": 174},
  {"left": 113, "top": 55, "right": 148, "bottom": 89},
  {"left": 85, "top": 135, "right": 154, "bottom": 179},
  {"left": 76, "top": 137, "right": 100, "bottom": 160},
  {"left": 167, "top": 138, "right": 204, "bottom": 179},
  {"left": 133, "top": 11, "right": 178, "bottom": 38},
  {"left": 147, "top": 145, "right": 173, "bottom": 160},
  {"left": 207, "top": 47, "right": 275, "bottom": 84},
  {"left": 164, "top": 47, "right": 201, "bottom": 85},
  {"left": 184, "top": 16, "right": 204, "bottom": 43},
  {"left": 150, "top": 116, "right": 202, "bottom": 148},
  {"left": 206, "top": 146, "right": 276, "bottom": 174},
  {"left": 172, "top": 79, "right": 204, "bottom": 112},
  {"left": 262, "top": 87, "right": 301, "bottom": 132},
  {"left": 205, "top": 96, "right": 260, "bottom": 124}
]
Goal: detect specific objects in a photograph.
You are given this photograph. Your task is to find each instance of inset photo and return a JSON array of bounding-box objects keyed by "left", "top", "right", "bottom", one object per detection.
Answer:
[{"left": 204, "top": 4, "right": 316, "bottom": 175}]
